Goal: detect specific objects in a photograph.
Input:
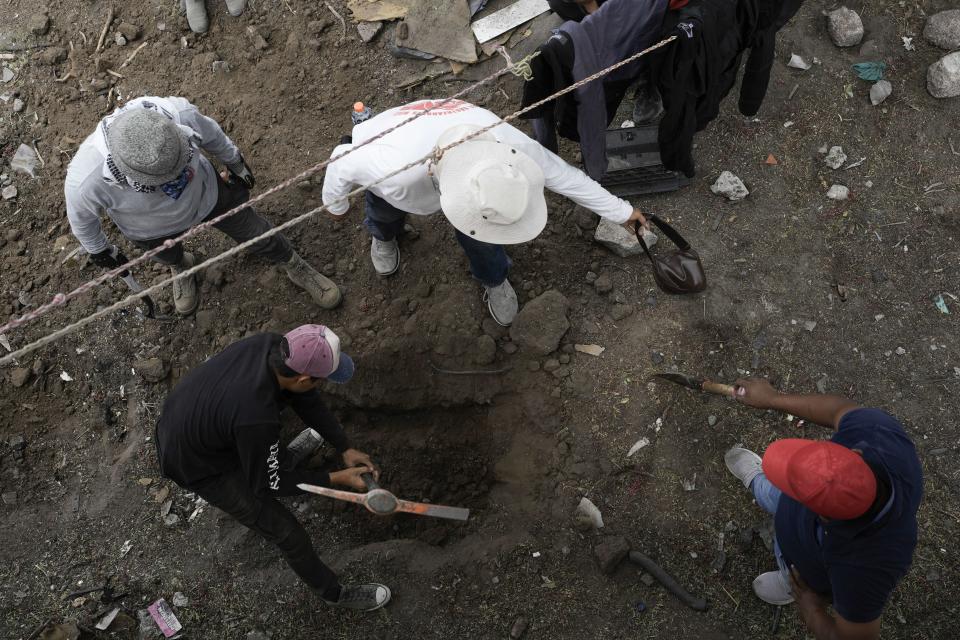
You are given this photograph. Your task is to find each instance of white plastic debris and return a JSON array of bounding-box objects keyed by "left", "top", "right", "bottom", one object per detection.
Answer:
[
  {"left": 627, "top": 437, "right": 650, "bottom": 457},
  {"left": 682, "top": 473, "right": 697, "bottom": 491},
  {"left": 0, "top": 334, "right": 11, "bottom": 352},
  {"left": 60, "top": 371, "right": 74, "bottom": 382},
  {"left": 620, "top": 120, "right": 636, "bottom": 128},
  {"left": 11, "top": 143, "right": 39, "bottom": 177},
  {"left": 902, "top": 36, "right": 915, "bottom": 51},
  {"left": 824, "top": 146, "right": 847, "bottom": 169},
  {"left": 827, "top": 184, "right": 850, "bottom": 201},
  {"left": 870, "top": 80, "right": 892, "bottom": 106},
  {"left": 576, "top": 497, "right": 604, "bottom": 529},
  {"left": 119, "top": 539, "right": 133, "bottom": 557},
  {"left": 787, "top": 54, "right": 811, "bottom": 70}
]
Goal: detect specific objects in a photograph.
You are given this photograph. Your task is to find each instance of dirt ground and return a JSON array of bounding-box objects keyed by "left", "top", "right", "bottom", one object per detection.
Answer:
[{"left": 1, "top": 0, "right": 959, "bottom": 638}]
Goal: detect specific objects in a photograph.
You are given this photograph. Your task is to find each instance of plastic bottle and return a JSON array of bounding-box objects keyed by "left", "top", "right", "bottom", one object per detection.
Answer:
[{"left": 351, "top": 101, "right": 373, "bottom": 125}]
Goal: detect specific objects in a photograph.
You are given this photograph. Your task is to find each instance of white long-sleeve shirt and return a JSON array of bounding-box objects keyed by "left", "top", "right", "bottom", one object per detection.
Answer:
[
  {"left": 64, "top": 96, "right": 242, "bottom": 254},
  {"left": 321, "top": 99, "right": 632, "bottom": 224}
]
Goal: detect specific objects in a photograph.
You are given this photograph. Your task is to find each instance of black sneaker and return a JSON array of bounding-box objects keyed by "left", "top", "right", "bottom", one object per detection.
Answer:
[{"left": 325, "top": 583, "right": 391, "bottom": 611}]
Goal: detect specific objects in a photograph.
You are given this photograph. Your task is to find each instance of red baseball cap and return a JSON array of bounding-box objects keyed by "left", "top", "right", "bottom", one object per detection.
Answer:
[{"left": 762, "top": 439, "right": 877, "bottom": 520}]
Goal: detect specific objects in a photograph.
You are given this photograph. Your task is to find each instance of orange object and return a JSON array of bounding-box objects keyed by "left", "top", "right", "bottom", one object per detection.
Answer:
[
  {"left": 353, "top": 102, "right": 365, "bottom": 113},
  {"left": 765, "top": 153, "right": 778, "bottom": 165}
]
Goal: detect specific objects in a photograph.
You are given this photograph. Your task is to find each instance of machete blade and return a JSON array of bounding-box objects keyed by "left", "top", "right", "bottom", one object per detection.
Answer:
[
  {"left": 654, "top": 372, "right": 704, "bottom": 390},
  {"left": 395, "top": 499, "right": 471, "bottom": 521}
]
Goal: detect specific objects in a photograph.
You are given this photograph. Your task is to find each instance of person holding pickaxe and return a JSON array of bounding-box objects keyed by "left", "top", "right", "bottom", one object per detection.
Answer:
[
  {"left": 65, "top": 96, "right": 340, "bottom": 316},
  {"left": 155, "top": 324, "right": 391, "bottom": 611},
  {"left": 724, "top": 379, "right": 923, "bottom": 640}
]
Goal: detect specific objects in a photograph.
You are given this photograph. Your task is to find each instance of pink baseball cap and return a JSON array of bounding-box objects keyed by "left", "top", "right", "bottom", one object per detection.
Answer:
[{"left": 282, "top": 325, "right": 354, "bottom": 383}]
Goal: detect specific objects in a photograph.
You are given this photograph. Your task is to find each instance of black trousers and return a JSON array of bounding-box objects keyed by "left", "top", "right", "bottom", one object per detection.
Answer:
[
  {"left": 191, "top": 470, "right": 340, "bottom": 599},
  {"left": 132, "top": 176, "right": 293, "bottom": 266}
]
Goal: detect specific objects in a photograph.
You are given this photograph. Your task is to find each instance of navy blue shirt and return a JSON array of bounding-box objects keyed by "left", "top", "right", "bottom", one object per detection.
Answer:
[{"left": 775, "top": 409, "right": 923, "bottom": 623}]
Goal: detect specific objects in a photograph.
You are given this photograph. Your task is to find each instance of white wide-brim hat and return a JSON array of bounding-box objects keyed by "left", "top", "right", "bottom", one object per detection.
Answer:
[{"left": 434, "top": 125, "right": 547, "bottom": 245}]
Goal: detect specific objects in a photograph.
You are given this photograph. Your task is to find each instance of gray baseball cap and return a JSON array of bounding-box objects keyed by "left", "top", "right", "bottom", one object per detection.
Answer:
[{"left": 105, "top": 108, "right": 190, "bottom": 186}]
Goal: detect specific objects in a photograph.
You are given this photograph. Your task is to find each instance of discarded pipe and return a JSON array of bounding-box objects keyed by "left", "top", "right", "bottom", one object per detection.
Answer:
[{"left": 628, "top": 550, "right": 709, "bottom": 611}]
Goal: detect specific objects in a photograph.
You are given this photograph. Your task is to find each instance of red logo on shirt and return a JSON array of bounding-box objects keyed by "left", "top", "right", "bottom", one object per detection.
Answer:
[{"left": 397, "top": 99, "right": 473, "bottom": 116}]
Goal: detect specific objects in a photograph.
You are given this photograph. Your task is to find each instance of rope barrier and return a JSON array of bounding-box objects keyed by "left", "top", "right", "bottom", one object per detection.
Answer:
[{"left": 0, "top": 34, "right": 677, "bottom": 367}]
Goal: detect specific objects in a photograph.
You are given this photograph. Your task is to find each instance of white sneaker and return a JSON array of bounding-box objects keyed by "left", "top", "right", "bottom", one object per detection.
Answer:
[
  {"left": 370, "top": 237, "right": 400, "bottom": 276},
  {"left": 224, "top": 0, "right": 247, "bottom": 16},
  {"left": 724, "top": 447, "right": 763, "bottom": 489},
  {"left": 484, "top": 279, "right": 518, "bottom": 326},
  {"left": 752, "top": 571, "right": 794, "bottom": 605}
]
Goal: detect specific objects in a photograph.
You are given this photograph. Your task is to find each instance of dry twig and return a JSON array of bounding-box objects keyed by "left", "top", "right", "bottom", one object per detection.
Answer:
[
  {"left": 95, "top": 6, "right": 115, "bottom": 54},
  {"left": 106, "top": 68, "right": 124, "bottom": 79},
  {"left": 120, "top": 41, "right": 149, "bottom": 69},
  {"left": 325, "top": 2, "right": 346, "bottom": 45}
]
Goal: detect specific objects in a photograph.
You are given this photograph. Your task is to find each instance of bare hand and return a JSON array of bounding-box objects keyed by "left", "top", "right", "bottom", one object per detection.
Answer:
[
  {"left": 329, "top": 465, "right": 374, "bottom": 491},
  {"left": 342, "top": 448, "right": 376, "bottom": 472},
  {"left": 624, "top": 208, "right": 650, "bottom": 232},
  {"left": 789, "top": 566, "right": 824, "bottom": 617},
  {"left": 733, "top": 378, "right": 780, "bottom": 409}
]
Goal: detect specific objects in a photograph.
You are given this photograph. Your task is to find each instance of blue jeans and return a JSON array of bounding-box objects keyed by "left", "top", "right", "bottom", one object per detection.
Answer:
[
  {"left": 750, "top": 473, "right": 790, "bottom": 579},
  {"left": 363, "top": 191, "right": 510, "bottom": 287}
]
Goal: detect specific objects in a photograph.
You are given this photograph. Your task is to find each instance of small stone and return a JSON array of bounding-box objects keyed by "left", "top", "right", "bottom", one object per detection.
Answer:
[
  {"left": 117, "top": 22, "right": 141, "bottom": 41},
  {"left": 246, "top": 26, "right": 269, "bottom": 50},
  {"left": 650, "top": 351, "right": 664, "bottom": 365},
  {"left": 707, "top": 415, "right": 717, "bottom": 426},
  {"left": 38, "top": 46, "right": 68, "bottom": 66},
  {"left": 639, "top": 572, "right": 655, "bottom": 587},
  {"left": 923, "top": 10, "right": 960, "bottom": 50},
  {"left": 12, "top": 98, "right": 25, "bottom": 113},
  {"left": 895, "top": 346, "right": 906, "bottom": 356},
  {"left": 29, "top": 14, "right": 51, "bottom": 36},
  {"left": 212, "top": 60, "right": 231, "bottom": 73},
  {"left": 357, "top": 21, "right": 383, "bottom": 42},
  {"left": 610, "top": 304, "right": 634, "bottom": 321},
  {"left": 824, "top": 146, "right": 847, "bottom": 169},
  {"left": 870, "top": 80, "right": 892, "bottom": 106},
  {"left": 594, "top": 535, "right": 630, "bottom": 574},
  {"left": 501, "top": 342, "right": 518, "bottom": 355},
  {"left": 803, "top": 320, "right": 817, "bottom": 332},
  {"left": 475, "top": 335, "right": 497, "bottom": 365},
  {"left": 1, "top": 491, "right": 16, "bottom": 505},
  {"left": 710, "top": 171, "right": 749, "bottom": 201},
  {"left": 827, "top": 7, "right": 864, "bottom": 47},
  {"left": 826, "top": 185, "right": 849, "bottom": 201},
  {"left": 172, "top": 592, "right": 189, "bottom": 607},
  {"left": 543, "top": 358, "right": 561, "bottom": 372},
  {"left": 594, "top": 218, "right": 655, "bottom": 257},
  {"left": 509, "top": 291, "right": 570, "bottom": 356},
  {"left": 510, "top": 617, "right": 529, "bottom": 639},
  {"left": 115, "top": 33, "right": 127, "bottom": 46},
  {"left": 593, "top": 274, "right": 613, "bottom": 294},
  {"left": 163, "top": 513, "right": 181, "bottom": 527},
  {"left": 134, "top": 358, "right": 169, "bottom": 383},
  {"left": 558, "top": 353, "right": 570, "bottom": 364},
  {"left": 2, "top": 185, "right": 17, "bottom": 201},
  {"left": 927, "top": 52, "right": 960, "bottom": 99},
  {"left": 585, "top": 271, "right": 597, "bottom": 283},
  {"left": 9, "top": 367, "right": 30, "bottom": 387}
]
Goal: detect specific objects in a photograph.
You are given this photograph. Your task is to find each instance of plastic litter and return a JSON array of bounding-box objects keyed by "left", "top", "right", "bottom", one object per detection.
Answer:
[
  {"left": 787, "top": 54, "right": 810, "bottom": 70},
  {"left": 852, "top": 61, "right": 887, "bottom": 81},
  {"left": 576, "top": 497, "right": 604, "bottom": 529},
  {"left": 934, "top": 294, "right": 950, "bottom": 314}
]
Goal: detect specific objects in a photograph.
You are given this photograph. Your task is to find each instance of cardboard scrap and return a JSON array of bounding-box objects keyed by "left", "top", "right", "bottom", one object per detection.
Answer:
[
  {"left": 401, "top": 0, "right": 478, "bottom": 63},
  {"left": 347, "top": 0, "right": 413, "bottom": 22}
]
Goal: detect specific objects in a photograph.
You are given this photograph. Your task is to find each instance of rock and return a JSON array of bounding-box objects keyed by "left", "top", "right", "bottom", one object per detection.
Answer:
[
  {"left": 12, "top": 98, "right": 25, "bottom": 113},
  {"left": 474, "top": 335, "right": 497, "bottom": 365},
  {"left": 610, "top": 304, "right": 634, "bottom": 321},
  {"left": 594, "top": 535, "right": 630, "bottom": 574},
  {"left": 826, "top": 184, "right": 849, "bottom": 201},
  {"left": 29, "top": 14, "right": 51, "bottom": 36},
  {"left": 307, "top": 19, "right": 332, "bottom": 34},
  {"left": 639, "top": 572, "right": 655, "bottom": 587},
  {"left": 510, "top": 617, "right": 529, "bottom": 639},
  {"left": 117, "top": 22, "right": 141, "bottom": 41},
  {"left": 246, "top": 26, "right": 269, "bottom": 50},
  {"left": 195, "top": 309, "right": 216, "bottom": 332},
  {"left": 574, "top": 205, "right": 598, "bottom": 230},
  {"left": 163, "top": 513, "right": 181, "bottom": 526},
  {"left": 212, "top": 60, "right": 231, "bottom": 73},
  {"left": 923, "top": 10, "right": 960, "bottom": 50},
  {"left": 870, "top": 80, "right": 892, "bottom": 106},
  {"left": 9, "top": 367, "right": 30, "bottom": 387},
  {"left": 824, "top": 146, "right": 846, "bottom": 169},
  {"left": 827, "top": 7, "right": 864, "bottom": 47},
  {"left": 172, "top": 592, "right": 189, "bottom": 607},
  {"left": 134, "top": 358, "right": 169, "bottom": 383},
  {"left": 509, "top": 291, "right": 570, "bottom": 356},
  {"left": 594, "top": 218, "right": 656, "bottom": 257},
  {"left": 542, "top": 358, "right": 560, "bottom": 372},
  {"left": 707, "top": 415, "right": 718, "bottom": 426},
  {"left": 2, "top": 185, "right": 17, "bottom": 201},
  {"left": 927, "top": 52, "right": 960, "bottom": 99},
  {"left": 38, "top": 46, "right": 68, "bottom": 65},
  {"left": 115, "top": 33, "right": 127, "bottom": 46},
  {"left": 710, "top": 171, "right": 749, "bottom": 201},
  {"left": 593, "top": 274, "right": 613, "bottom": 294},
  {"left": 357, "top": 21, "right": 383, "bottom": 42}
]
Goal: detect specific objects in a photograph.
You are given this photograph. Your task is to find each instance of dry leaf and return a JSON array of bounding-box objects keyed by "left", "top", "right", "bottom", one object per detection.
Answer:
[{"left": 574, "top": 344, "right": 605, "bottom": 356}]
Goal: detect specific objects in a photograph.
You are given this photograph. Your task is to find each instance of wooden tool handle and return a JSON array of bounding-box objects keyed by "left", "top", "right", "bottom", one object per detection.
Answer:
[
  {"left": 361, "top": 472, "right": 380, "bottom": 491},
  {"left": 702, "top": 381, "right": 735, "bottom": 397}
]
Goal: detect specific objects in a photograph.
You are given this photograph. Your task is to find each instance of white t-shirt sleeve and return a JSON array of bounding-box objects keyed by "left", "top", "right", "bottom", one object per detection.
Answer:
[
  {"left": 498, "top": 124, "right": 633, "bottom": 224},
  {"left": 321, "top": 144, "right": 358, "bottom": 215}
]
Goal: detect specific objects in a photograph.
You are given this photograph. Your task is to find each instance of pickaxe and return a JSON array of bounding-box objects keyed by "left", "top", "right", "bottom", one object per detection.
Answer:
[{"left": 298, "top": 473, "right": 470, "bottom": 521}]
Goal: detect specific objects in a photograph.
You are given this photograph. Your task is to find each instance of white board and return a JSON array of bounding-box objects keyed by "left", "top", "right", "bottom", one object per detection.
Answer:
[{"left": 471, "top": 0, "right": 550, "bottom": 43}]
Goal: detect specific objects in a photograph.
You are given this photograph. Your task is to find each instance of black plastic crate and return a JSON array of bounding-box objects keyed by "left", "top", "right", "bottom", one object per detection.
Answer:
[{"left": 600, "top": 124, "right": 690, "bottom": 196}]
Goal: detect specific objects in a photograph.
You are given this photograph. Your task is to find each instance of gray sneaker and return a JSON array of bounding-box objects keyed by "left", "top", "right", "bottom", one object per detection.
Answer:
[
  {"left": 325, "top": 584, "right": 391, "bottom": 611},
  {"left": 724, "top": 447, "right": 763, "bottom": 489},
  {"left": 224, "top": 0, "right": 247, "bottom": 16},
  {"left": 484, "top": 279, "right": 518, "bottom": 327},
  {"left": 181, "top": 0, "right": 209, "bottom": 33},
  {"left": 170, "top": 252, "right": 199, "bottom": 316},
  {"left": 370, "top": 237, "right": 400, "bottom": 276}
]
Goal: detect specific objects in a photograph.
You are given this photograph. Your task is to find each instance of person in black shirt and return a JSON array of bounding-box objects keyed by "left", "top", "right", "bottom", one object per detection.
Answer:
[{"left": 156, "top": 325, "right": 391, "bottom": 611}]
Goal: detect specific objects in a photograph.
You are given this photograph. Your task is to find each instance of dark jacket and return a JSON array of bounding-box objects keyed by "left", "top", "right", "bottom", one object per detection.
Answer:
[{"left": 654, "top": 0, "right": 804, "bottom": 176}]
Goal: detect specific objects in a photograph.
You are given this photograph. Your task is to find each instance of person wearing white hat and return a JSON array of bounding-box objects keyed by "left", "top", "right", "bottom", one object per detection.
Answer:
[
  {"left": 65, "top": 96, "right": 340, "bottom": 315},
  {"left": 322, "top": 99, "right": 649, "bottom": 326}
]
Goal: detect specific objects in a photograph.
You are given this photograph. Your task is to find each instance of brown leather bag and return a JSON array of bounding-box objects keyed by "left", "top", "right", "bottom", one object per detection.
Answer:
[{"left": 634, "top": 216, "right": 706, "bottom": 294}]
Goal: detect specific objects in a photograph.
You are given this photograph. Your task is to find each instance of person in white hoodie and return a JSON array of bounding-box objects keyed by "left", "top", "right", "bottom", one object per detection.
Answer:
[
  {"left": 322, "top": 98, "right": 649, "bottom": 326},
  {"left": 65, "top": 96, "right": 340, "bottom": 315}
]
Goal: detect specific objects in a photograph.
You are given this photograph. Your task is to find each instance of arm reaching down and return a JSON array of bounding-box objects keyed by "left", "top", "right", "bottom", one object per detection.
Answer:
[
  {"left": 321, "top": 143, "right": 357, "bottom": 215},
  {"left": 172, "top": 98, "right": 242, "bottom": 167},
  {"left": 734, "top": 378, "right": 860, "bottom": 430}
]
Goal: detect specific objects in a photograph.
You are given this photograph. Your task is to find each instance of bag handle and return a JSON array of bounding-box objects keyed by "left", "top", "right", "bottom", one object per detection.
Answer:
[{"left": 634, "top": 214, "right": 691, "bottom": 251}]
